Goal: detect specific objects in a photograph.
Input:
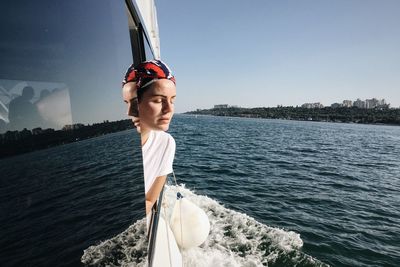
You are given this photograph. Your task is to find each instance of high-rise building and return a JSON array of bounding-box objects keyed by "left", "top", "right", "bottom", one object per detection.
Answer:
[
  {"left": 365, "top": 98, "right": 379, "bottom": 109},
  {"left": 353, "top": 98, "right": 388, "bottom": 109},
  {"left": 353, "top": 99, "right": 365, "bottom": 108}
]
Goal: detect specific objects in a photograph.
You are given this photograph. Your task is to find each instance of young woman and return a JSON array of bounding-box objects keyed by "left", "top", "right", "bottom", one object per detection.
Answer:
[{"left": 122, "top": 60, "right": 176, "bottom": 215}]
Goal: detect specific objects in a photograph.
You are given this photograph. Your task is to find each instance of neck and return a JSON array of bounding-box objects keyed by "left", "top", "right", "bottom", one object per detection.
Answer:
[{"left": 140, "top": 128, "right": 151, "bottom": 146}]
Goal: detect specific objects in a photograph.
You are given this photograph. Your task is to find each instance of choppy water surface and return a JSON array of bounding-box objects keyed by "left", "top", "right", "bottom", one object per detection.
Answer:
[
  {"left": 82, "top": 115, "right": 400, "bottom": 266},
  {"left": 169, "top": 115, "right": 400, "bottom": 267},
  {"left": 1, "top": 130, "right": 144, "bottom": 267},
  {"left": 83, "top": 185, "right": 326, "bottom": 267},
  {"left": 2, "top": 115, "right": 400, "bottom": 266}
]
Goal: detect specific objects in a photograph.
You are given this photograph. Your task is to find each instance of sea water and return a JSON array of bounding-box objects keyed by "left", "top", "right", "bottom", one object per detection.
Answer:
[
  {"left": 2, "top": 115, "right": 400, "bottom": 266},
  {"left": 170, "top": 115, "right": 400, "bottom": 267},
  {"left": 82, "top": 185, "right": 325, "bottom": 267},
  {"left": 1, "top": 130, "right": 144, "bottom": 267}
]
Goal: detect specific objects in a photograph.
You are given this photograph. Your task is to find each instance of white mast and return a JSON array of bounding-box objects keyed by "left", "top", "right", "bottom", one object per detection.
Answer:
[{"left": 134, "top": 0, "right": 161, "bottom": 59}]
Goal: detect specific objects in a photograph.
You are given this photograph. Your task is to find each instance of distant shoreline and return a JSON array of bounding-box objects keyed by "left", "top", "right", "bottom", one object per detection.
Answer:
[
  {"left": 183, "top": 113, "right": 400, "bottom": 127},
  {"left": 0, "top": 119, "right": 134, "bottom": 159},
  {"left": 184, "top": 106, "right": 400, "bottom": 126},
  {"left": 2, "top": 108, "right": 399, "bottom": 159}
]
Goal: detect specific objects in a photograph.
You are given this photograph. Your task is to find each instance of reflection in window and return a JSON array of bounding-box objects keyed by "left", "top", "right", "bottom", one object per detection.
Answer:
[
  {"left": 0, "top": 1, "right": 146, "bottom": 266},
  {"left": 0, "top": 80, "right": 72, "bottom": 131}
]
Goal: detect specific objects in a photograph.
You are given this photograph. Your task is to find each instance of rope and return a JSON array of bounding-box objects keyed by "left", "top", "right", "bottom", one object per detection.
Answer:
[
  {"left": 161, "top": 199, "right": 173, "bottom": 267},
  {"left": 172, "top": 170, "right": 178, "bottom": 185},
  {"left": 171, "top": 171, "right": 185, "bottom": 266},
  {"left": 172, "top": 171, "right": 184, "bottom": 252},
  {"left": 158, "top": 171, "right": 186, "bottom": 267}
]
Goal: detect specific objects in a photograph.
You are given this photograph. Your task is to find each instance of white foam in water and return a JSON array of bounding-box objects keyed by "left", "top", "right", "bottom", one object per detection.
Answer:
[
  {"left": 82, "top": 185, "right": 328, "bottom": 267},
  {"left": 81, "top": 218, "right": 148, "bottom": 267}
]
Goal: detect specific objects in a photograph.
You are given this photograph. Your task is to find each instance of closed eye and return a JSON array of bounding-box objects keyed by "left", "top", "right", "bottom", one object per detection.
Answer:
[
  {"left": 151, "top": 98, "right": 163, "bottom": 103},
  {"left": 149, "top": 96, "right": 175, "bottom": 104}
]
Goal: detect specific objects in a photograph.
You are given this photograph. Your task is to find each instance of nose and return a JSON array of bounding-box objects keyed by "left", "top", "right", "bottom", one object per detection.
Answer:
[
  {"left": 127, "top": 99, "right": 139, "bottom": 117},
  {"left": 127, "top": 102, "right": 137, "bottom": 117},
  {"left": 162, "top": 100, "right": 173, "bottom": 114},
  {"left": 127, "top": 103, "right": 132, "bottom": 116}
]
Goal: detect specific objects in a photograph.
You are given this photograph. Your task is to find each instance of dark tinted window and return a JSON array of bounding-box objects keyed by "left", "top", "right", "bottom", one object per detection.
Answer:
[{"left": 0, "top": 1, "right": 145, "bottom": 266}]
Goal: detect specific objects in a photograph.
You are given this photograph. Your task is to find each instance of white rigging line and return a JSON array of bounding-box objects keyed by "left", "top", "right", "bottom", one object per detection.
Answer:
[{"left": 159, "top": 170, "right": 185, "bottom": 266}]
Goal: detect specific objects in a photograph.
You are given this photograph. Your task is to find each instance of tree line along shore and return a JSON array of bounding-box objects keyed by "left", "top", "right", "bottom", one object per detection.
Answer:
[{"left": 185, "top": 106, "right": 400, "bottom": 125}]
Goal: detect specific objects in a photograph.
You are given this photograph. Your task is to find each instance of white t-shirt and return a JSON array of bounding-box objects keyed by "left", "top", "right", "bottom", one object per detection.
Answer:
[{"left": 142, "top": 130, "right": 176, "bottom": 193}]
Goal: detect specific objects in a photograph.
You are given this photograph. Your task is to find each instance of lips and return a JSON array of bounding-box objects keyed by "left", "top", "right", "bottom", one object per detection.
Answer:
[{"left": 158, "top": 117, "right": 170, "bottom": 123}]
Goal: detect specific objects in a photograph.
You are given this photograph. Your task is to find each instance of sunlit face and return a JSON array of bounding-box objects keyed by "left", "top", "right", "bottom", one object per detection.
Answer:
[
  {"left": 138, "top": 79, "right": 176, "bottom": 132},
  {"left": 122, "top": 79, "right": 176, "bottom": 132},
  {"left": 122, "top": 82, "right": 139, "bottom": 119}
]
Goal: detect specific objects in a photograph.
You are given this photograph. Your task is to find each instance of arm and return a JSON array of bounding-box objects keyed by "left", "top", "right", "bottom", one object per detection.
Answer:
[{"left": 145, "top": 174, "right": 167, "bottom": 214}]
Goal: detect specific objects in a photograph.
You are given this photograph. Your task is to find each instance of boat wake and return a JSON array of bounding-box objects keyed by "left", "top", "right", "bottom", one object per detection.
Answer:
[{"left": 81, "top": 185, "right": 328, "bottom": 267}]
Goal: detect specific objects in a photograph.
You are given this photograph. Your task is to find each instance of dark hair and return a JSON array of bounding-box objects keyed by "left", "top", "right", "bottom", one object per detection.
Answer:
[{"left": 22, "top": 86, "right": 34, "bottom": 100}]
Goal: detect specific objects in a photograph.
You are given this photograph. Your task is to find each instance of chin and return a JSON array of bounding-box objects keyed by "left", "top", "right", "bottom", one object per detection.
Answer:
[{"left": 156, "top": 124, "right": 170, "bottom": 131}]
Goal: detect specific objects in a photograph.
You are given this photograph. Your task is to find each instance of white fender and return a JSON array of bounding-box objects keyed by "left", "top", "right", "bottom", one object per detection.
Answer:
[{"left": 170, "top": 196, "right": 210, "bottom": 249}]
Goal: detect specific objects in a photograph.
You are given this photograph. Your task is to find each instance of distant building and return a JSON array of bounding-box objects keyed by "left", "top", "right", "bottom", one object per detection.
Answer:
[
  {"left": 353, "top": 98, "right": 388, "bottom": 109},
  {"left": 62, "top": 123, "right": 85, "bottom": 131},
  {"left": 353, "top": 99, "right": 366, "bottom": 108},
  {"left": 214, "top": 104, "right": 229, "bottom": 109},
  {"left": 301, "top": 102, "right": 324, "bottom": 109},
  {"left": 365, "top": 98, "right": 379, "bottom": 109},
  {"left": 376, "top": 99, "right": 389, "bottom": 109},
  {"left": 32, "top": 127, "right": 43, "bottom": 135},
  {"left": 342, "top": 100, "right": 352, "bottom": 107},
  {"left": 303, "top": 98, "right": 392, "bottom": 110}
]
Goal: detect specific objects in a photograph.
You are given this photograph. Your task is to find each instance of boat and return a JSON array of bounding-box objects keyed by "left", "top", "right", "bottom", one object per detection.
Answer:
[
  {"left": 148, "top": 187, "right": 183, "bottom": 267},
  {"left": 0, "top": 0, "right": 174, "bottom": 266}
]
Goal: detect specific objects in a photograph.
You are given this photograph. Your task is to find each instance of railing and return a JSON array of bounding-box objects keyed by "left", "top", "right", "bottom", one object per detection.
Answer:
[{"left": 147, "top": 185, "right": 165, "bottom": 267}]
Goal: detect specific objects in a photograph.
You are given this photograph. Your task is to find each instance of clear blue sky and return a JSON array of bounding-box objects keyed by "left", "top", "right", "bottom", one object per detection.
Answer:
[{"left": 156, "top": 0, "right": 400, "bottom": 113}]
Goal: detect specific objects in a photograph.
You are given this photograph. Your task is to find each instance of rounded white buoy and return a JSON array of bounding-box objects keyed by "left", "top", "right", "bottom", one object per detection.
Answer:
[{"left": 170, "top": 197, "right": 210, "bottom": 250}]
